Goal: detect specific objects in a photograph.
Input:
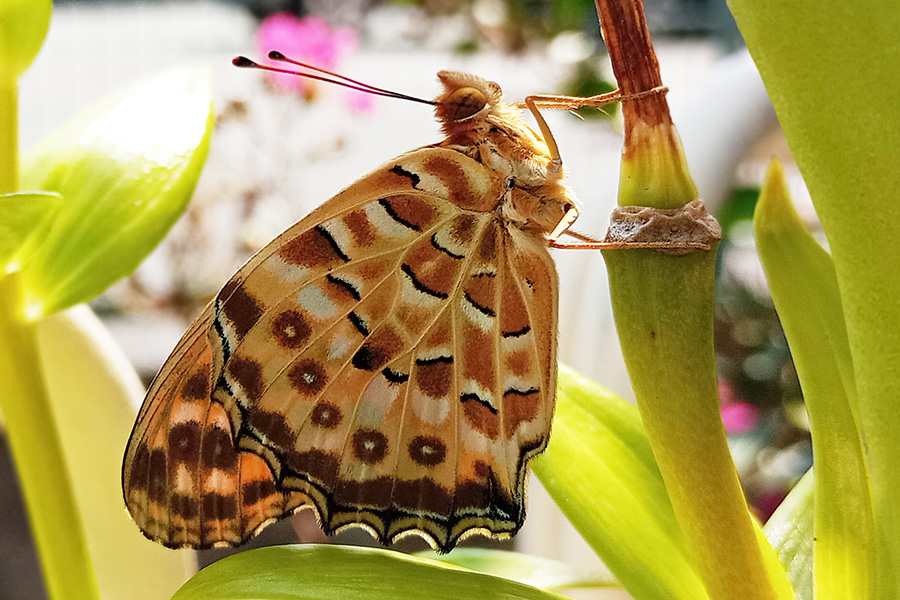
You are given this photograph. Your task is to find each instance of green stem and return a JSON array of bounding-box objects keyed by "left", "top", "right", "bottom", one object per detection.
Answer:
[
  {"left": 0, "top": 76, "right": 19, "bottom": 193},
  {"left": 0, "top": 272, "right": 100, "bottom": 600},
  {"left": 603, "top": 245, "right": 781, "bottom": 600},
  {"left": 592, "top": 0, "right": 785, "bottom": 596}
]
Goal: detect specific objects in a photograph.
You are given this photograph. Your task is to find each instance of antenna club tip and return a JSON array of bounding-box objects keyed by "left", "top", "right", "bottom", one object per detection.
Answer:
[
  {"left": 268, "top": 50, "right": 286, "bottom": 61},
  {"left": 232, "top": 56, "right": 257, "bottom": 68}
]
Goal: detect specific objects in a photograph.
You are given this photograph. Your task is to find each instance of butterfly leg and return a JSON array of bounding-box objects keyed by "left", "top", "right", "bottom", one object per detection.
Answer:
[
  {"left": 523, "top": 95, "right": 565, "bottom": 174},
  {"left": 524, "top": 86, "right": 668, "bottom": 112}
]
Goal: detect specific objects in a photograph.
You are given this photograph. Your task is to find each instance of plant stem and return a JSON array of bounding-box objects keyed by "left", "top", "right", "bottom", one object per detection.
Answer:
[
  {"left": 593, "top": 0, "right": 696, "bottom": 208},
  {"left": 0, "top": 76, "right": 19, "bottom": 193},
  {"left": 593, "top": 1, "right": 786, "bottom": 598},
  {"left": 0, "top": 272, "right": 101, "bottom": 600},
  {"left": 605, "top": 247, "right": 783, "bottom": 600}
]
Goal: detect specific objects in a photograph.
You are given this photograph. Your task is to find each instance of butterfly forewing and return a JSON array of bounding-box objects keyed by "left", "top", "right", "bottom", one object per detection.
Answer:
[{"left": 124, "top": 72, "right": 571, "bottom": 551}]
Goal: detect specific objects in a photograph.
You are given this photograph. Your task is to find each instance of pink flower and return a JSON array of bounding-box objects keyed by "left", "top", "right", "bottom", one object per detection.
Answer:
[
  {"left": 255, "top": 13, "right": 361, "bottom": 101},
  {"left": 721, "top": 402, "right": 759, "bottom": 435}
]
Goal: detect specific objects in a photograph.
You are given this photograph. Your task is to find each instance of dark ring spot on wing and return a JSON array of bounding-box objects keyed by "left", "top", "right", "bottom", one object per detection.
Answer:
[
  {"left": 431, "top": 232, "right": 465, "bottom": 259},
  {"left": 352, "top": 429, "right": 389, "bottom": 464},
  {"left": 464, "top": 291, "right": 495, "bottom": 317},
  {"left": 310, "top": 402, "right": 343, "bottom": 429},
  {"left": 182, "top": 372, "right": 209, "bottom": 399},
  {"left": 201, "top": 427, "right": 238, "bottom": 471},
  {"left": 390, "top": 164, "right": 420, "bottom": 189},
  {"left": 501, "top": 325, "right": 531, "bottom": 338},
  {"left": 326, "top": 273, "right": 361, "bottom": 301},
  {"left": 401, "top": 263, "right": 449, "bottom": 300},
  {"left": 288, "top": 359, "right": 329, "bottom": 396},
  {"left": 168, "top": 422, "right": 202, "bottom": 464},
  {"left": 460, "top": 392, "right": 498, "bottom": 415},
  {"left": 408, "top": 436, "right": 447, "bottom": 467},
  {"left": 273, "top": 310, "right": 312, "bottom": 348}
]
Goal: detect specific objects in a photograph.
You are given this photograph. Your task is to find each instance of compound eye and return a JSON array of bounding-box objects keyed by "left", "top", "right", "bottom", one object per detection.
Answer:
[{"left": 444, "top": 87, "right": 487, "bottom": 121}]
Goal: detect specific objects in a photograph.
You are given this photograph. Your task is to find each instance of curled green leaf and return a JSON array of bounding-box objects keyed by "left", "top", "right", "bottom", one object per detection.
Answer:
[
  {"left": 764, "top": 470, "right": 814, "bottom": 600},
  {"left": 0, "top": 0, "right": 51, "bottom": 80},
  {"left": 0, "top": 191, "right": 62, "bottom": 269},
  {"left": 17, "top": 67, "right": 214, "bottom": 318},
  {"left": 532, "top": 364, "right": 708, "bottom": 600},
  {"left": 172, "top": 545, "right": 568, "bottom": 600},
  {"left": 754, "top": 159, "right": 873, "bottom": 599},
  {"left": 422, "top": 548, "right": 618, "bottom": 592}
]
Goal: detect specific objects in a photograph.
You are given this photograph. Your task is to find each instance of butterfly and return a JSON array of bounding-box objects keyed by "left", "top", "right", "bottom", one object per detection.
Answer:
[{"left": 122, "top": 53, "right": 661, "bottom": 552}]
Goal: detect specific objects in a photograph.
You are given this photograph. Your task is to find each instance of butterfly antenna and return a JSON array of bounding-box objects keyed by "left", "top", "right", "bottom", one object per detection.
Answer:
[{"left": 233, "top": 54, "right": 437, "bottom": 106}]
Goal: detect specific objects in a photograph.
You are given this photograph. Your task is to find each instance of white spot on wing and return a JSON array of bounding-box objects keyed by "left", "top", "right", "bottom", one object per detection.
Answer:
[
  {"left": 327, "top": 335, "right": 352, "bottom": 360},
  {"left": 202, "top": 468, "right": 237, "bottom": 495},
  {"left": 173, "top": 464, "right": 194, "bottom": 493},
  {"left": 365, "top": 201, "right": 416, "bottom": 238},
  {"left": 172, "top": 399, "right": 205, "bottom": 423},
  {"left": 262, "top": 254, "right": 309, "bottom": 282},
  {"left": 356, "top": 375, "right": 401, "bottom": 427},
  {"left": 432, "top": 225, "right": 469, "bottom": 258},
  {"left": 503, "top": 375, "right": 539, "bottom": 393},
  {"left": 400, "top": 269, "right": 443, "bottom": 308},
  {"left": 461, "top": 380, "right": 497, "bottom": 412},
  {"left": 501, "top": 329, "right": 533, "bottom": 352},
  {"left": 297, "top": 286, "right": 337, "bottom": 319},
  {"left": 460, "top": 293, "right": 494, "bottom": 331},
  {"left": 412, "top": 169, "right": 450, "bottom": 199},
  {"left": 320, "top": 217, "right": 353, "bottom": 256},
  {"left": 413, "top": 389, "right": 450, "bottom": 425},
  {"left": 415, "top": 348, "right": 453, "bottom": 363}
]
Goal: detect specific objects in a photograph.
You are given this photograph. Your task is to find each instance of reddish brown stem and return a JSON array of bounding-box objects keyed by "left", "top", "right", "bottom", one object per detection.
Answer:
[
  {"left": 592, "top": 0, "right": 697, "bottom": 208},
  {"left": 593, "top": 0, "right": 670, "bottom": 128}
]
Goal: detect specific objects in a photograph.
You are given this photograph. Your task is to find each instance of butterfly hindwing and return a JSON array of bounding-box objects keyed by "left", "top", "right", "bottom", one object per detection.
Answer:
[{"left": 124, "top": 142, "right": 560, "bottom": 550}]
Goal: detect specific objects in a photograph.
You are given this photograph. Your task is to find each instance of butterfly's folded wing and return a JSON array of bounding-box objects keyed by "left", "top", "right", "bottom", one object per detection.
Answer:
[
  {"left": 124, "top": 147, "right": 558, "bottom": 551},
  {"left": 122, "top": 304, "right": 313, "bottom": 548}
]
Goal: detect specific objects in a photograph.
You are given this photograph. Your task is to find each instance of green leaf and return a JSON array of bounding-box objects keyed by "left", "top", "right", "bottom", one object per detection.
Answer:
[
  {"left": 16, "top": 67, "right": 214, "bottom": 318},
  {"left": 172, "top": 545, "right": 568, "bottom": 600},
  {"left": 422, "top": 548, "right": 618, "bottom": 591},
  {"left": 754, "top": 160, "right": 873, "bottom": 599},
  {"left": 729, "top": 3, "right": 900, "bottom": 595},
  {"left": 764, "top": 470, "right": 814, "bottom": 600},
  {"left": 0, "top": 191, "right": 62, "bottom": 268},
  {"left": 532, "top": 364, "right": 708, "bottom": 600},
  {"left": 0, "top": 0, "right": 51, "bottom": 80}
]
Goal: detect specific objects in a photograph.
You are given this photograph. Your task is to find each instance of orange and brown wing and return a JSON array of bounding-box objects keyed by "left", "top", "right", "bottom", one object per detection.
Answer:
[
  {"left": 122, "top": 305, "right": 311, "bottom": 548},
  {"left": 123, "top": 146, "right": 557, "bottom": 551}
]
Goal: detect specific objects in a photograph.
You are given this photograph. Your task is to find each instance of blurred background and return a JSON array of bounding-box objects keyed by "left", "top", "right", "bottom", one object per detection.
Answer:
[{"left": 3, "top": 0, "right": 818, "bottom": 598}]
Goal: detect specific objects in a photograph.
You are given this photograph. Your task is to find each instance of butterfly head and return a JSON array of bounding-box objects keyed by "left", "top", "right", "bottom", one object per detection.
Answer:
[
  {"left": 434, "top": 71, "right": 502, "bottom": 122},
  {"left": 434, "top": 71, "right": 527, "bottom": 138}
]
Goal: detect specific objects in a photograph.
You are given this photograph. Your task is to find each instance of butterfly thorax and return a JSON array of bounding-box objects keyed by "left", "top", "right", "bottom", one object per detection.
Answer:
[{"left": 433, "top": 71, "right": 580, "bottom": 238}]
